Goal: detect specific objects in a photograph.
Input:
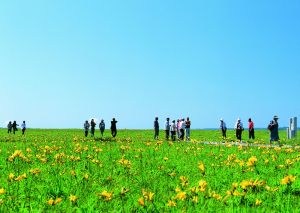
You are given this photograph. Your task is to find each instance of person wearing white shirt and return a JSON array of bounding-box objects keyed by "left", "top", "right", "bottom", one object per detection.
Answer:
[
  {"left": 179, "top": 119, "right": 185, "bottom": 140},
  {"left": 21, "top": 121, "right": 26, "bottom": 135},
  {"left": 234, "top": 118, "right": 244, "bottom": 141},
  {"left": 170, "top": 120, "right": 177, "bottom": 141}
]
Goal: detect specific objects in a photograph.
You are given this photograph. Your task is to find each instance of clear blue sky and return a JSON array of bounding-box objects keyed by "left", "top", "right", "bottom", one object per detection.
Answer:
[{"left": 1, "top": 1, "right": 299, "bottom": 129}]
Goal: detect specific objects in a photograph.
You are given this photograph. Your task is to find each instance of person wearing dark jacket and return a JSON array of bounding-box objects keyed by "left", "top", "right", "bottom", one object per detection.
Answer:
[
  {"left": 12, "top": 121, "right": 19, "bottom": 135},
  {"left": 111, "top": 118, "right": 118, "bottom": 137},
  {"left": 7, "top": 121, "right": 12, "bottom": 134},
  {"left": 154, "top": 117, "right": 159, "bottom": 140},
  {"left": 268, "top": 116, "right": 280, "bottom": 145},
  {"left": 90, "top": 119, "right": 96, "bottom": 137}
]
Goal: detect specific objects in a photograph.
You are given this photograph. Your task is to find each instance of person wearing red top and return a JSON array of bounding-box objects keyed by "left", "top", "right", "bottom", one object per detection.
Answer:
[{"left": 248, "top": 118, "right": 255, "bottom": 140}]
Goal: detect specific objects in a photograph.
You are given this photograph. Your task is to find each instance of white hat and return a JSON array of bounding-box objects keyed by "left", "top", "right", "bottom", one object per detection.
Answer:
[{"left": 220, "top": 118, "right": 223, "bottom": 121}]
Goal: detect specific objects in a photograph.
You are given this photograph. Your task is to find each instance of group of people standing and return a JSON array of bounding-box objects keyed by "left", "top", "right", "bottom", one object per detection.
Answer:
[
  {"left": 219, "top": 115, "right": 280, "bottom": 144},
  {"left": 154, "top": 117, "right": 191, "bottom": 141},
  {"left": 83, "top": 118, "right": 118, "bottom": 138},
  {"left": 7, "top": 121, "right": 26, "bottom": 135}
]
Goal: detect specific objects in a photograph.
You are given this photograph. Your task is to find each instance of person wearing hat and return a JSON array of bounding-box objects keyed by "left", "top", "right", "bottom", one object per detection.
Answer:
[
  {"left": 234, "top": 118, "right": 244, "bottom": 141},
  {"left": 269, "top": 116, "right": 280, "bottom": 145},
  {"left": 90, "top": 119, "right": 96, "bottom": 137},
  {"left": 220, "top": 118, "right": 227, "bottom": 139}
]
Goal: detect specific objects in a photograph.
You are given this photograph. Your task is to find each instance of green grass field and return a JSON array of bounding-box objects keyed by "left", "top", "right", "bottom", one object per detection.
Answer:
[{"left": 0, "top": 129, "right": 299, "bottom": 212}]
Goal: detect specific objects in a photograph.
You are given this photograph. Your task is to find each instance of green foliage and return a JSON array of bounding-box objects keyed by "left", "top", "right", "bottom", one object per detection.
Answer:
[{"left": 0, "top": 129, "right": 299, "bottom": 212}]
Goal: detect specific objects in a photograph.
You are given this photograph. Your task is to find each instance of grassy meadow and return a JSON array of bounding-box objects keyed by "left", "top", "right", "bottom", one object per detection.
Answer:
[{"left": 0, "top": 128, "right": 299, "bottom": 212}]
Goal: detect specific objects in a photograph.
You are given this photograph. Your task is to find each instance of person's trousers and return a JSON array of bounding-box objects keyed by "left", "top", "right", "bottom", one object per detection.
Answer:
[
  {"left": 111, "top": 129, "right": 117, "bottom": 137},
  {"left": 186, "top": 128, "right": 190, "bottom": 140},
  {"left": 22, "top": 128, "right": 26, "bottom": 135},
  {"left": 154, "top": 129, "right": 159, "bottom": 139},
  {"left": 222, "top": 129, "right": 227, "bottom": 138},
  {"left": 180, "top": 129, "right": 185, "bottom": 140},
  {"left": 236, "top": 130, "right": 242, "bottom": 141},
  {"left": 84, "top": 130, "right": 88, "bottom": 137},
  {"left": 249, "top": 129, "right": 255, "bottom": 139},
  {"left": 171, "top": 131, "right": 176, "bottom": 141},
  {"left": 165, "top": 130, "right": 170, "bottom": 140}
]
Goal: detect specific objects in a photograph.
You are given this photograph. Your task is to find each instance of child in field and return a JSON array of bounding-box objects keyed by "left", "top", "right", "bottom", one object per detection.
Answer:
[
  {"left": 99, "top": 119, "right": 105, "bottom": 137},
  {"left": 21, "top": 121, "right": 26, "bottom": 135},
  {"left": 84, "top": 120, "right": 90, "bottom": 137}
]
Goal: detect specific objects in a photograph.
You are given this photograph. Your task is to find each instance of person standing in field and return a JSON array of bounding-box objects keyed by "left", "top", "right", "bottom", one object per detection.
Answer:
[
  {"left": 268, "top": 115, "right": 280, "bottom": 145},
  {"left": 176, "top": 119, "right": 180, "bottom": 139},
  {"left": 7, "top": 121, "right": 12, "bottom": 134},
  {"left": 180, "top": 118, "right": 185, "bottom": 140},
  {"left": 248, "top": 118, "right": 255, "bottom": 140},
  {"left": 21, "top": 121, "right": 26, "bottom": 135},
  {"left": 84, "top": 120, "right": 90, "bottom": 137},
  {"left": 154, "top": 117, "right": 159, "bottom": 140},
  {"left": 99, "top": 119, "right": 105, "bottom": 137},
  {"left": 90, "top": 119, "right": 96, "bottom": 137},
  {"left": 165, "top": 118, "right": 170, "bottom": 140},
  {"left": 111, "top": 118, "right": 118, "bottom": 137},
  {"left": 234, "top": 118, "right": 244, "bottom": 141},
  {"left": 170, "top": 120, "right": 177, "bottom": 141},
  {"left": 185, "top": 117, "right": 191, "bottom": 141},
  {"left": 12, "top": 121, "right": 18, "bottom": 135},
  {"left": 220, "top": 118, "right": 227, "bottom": 139}
]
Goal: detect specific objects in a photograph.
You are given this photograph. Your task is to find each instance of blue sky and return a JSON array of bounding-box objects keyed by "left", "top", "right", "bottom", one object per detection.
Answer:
[{"left": 1, "top": 0, "right": 299, "bottom": 129}]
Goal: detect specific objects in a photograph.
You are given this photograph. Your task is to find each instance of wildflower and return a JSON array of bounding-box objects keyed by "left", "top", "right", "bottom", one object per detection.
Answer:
[
  {"left": 120, "top": 187, "right": 130, "bottom": 195},
  {"left": 198, "top": 180, "right": 207, "bottom": 192},
  {"left": 233, "top": 190, "right": 241, "bottom": 196},
  {"left": 47, "top": 198, "right": 55, "bottom": 205},
  {"left": 232, "top": 182, "right": 238, "bottom": 189},
  {"left": 246, "top": 156, "right": 257, "bottom": 166},
  {"left": 142, "top": 189, "right": 154, "bottom": 202},
  {"left": 212, "top": 193, "right": 222, "bottom": 200},
  {"left": 0, "top": 188, "right": 5, "bottom": 195},
  {"left": 138, "top": 197, "right": 145, "bottom": 207},
  {"left": 30, "top": 168, "right": 41, "bottom": 175},
  {"left": 281, "top": 175, "right": 296, "bottom": 185},
  {"left": 163, "top": 157, "right": 169, "bottom": 161},
  {"left": 8, "top": 173, "right": 14, "bottom": 180},
  {"left": 84, "top": 174, "right": 89, "bottom": 180},
  {"left": 256, "top": 199, "right": 262, "bottom": 206},
  {"left": 198, "top": 161, "right": 205, "bottom": 174},
  {"left": 174, "top": 191, "right": 187, "bottom": 200},
  {"left": 192, "top": 196, "right": 198, "bottom": 203},
  {"left": 240, "top": 180, "right": 251, "bottom": 189},
  {"left": 180, "top": 176, "right": 189, "bottom": 187},
  {"left": 169, "top": 172, "right": 176, "bottom": 177},
  {"left": 55, "top": 198, "right": 62, "bottom": 204},
  {"left": 69, "top": 194, "right": 78, "bottom": 202},
  {"left": 167, "top": 200, "right": 176, "bottom": 207},
  {"left": 100, "top": 190, "right": 113, "bottom": 201},
  {"left": 15, "top": 173, "right": 27, "bottom": 181}
]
